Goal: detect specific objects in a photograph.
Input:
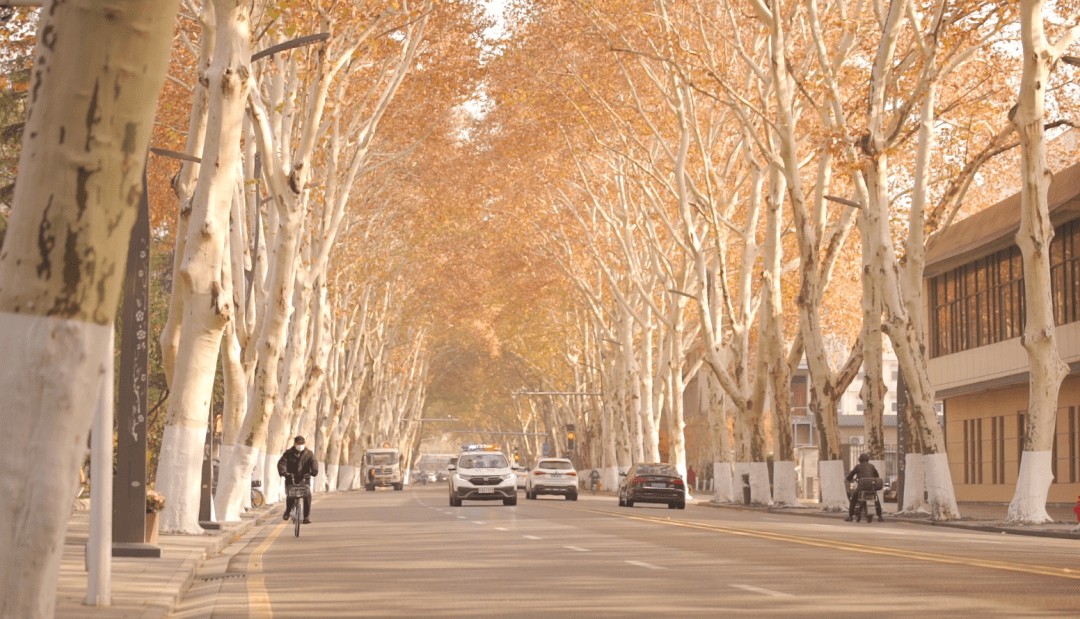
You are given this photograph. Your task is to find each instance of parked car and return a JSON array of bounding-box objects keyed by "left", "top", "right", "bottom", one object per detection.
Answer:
[
  {"left": 883, "top": 476, "right": 898, "bottom": 502},
  {"left": 618, "top": 463, "right": 685, "bottom": 509},
  {"left": 524, "top": 458, "right": 578, "bottom": 500}
]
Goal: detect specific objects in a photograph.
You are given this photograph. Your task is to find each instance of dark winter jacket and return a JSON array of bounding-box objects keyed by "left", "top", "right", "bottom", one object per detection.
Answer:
[
  {"left": 845, "top": 462, "right": 879, "bottom": 483},
  {"left": 278, "top": 447, "right": 319, "bottom": 484}
]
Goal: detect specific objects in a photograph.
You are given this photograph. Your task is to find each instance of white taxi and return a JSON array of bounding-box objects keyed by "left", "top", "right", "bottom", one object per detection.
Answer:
[
  {"left": 524, "top": 458, "right": 578, "bottom": 501},
  {"left": 448, "top": 447, "right": 519, "bottom": 506}
]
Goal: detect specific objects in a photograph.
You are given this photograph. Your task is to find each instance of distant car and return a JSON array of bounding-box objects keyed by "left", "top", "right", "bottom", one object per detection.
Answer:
[
  {"left": 448, "top": 449, "right": 518, "bottom": 506},
  {"left": 525, "top": 458, "right": 578, "bottom": 500},
  {"left": 618, "top": 463, "right": 685, "bottom": 509},
  {"left": 516, "top": 464, "right": 529, "bottom": 489},
  {"left": 883, "top": 476, "right": 898, "bottom": 502}
]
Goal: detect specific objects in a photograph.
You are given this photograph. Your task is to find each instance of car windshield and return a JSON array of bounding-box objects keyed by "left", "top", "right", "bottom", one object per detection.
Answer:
[
  {"left": 366, "top": 453, "right": 398, "bottom": 465},
  {"left": 636, "top": 464, "right": 678, "bottom": 476},
  {"left": 537, "top": 461, "right": 574, "bottom": 470},
  {"left": 458, "top": 454, "right": 508, "bottom": 469}
]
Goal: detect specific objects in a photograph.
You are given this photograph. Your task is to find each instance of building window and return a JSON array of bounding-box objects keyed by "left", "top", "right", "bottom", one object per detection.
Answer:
[{"left": 930, "top": 219, "right": 1080, "bottom": 357}]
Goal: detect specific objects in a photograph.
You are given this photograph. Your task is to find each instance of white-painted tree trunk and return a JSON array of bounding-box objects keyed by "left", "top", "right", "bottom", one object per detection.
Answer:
[
  {"left": 900, "top": 453, "right": 929, "bottom": 514},
  {"left": 748, "top": 462, "right": 772, "bottom": 506},
  {"left": 713, "top": 462, "right": 734, "bottom": 503},
  {"left": 1008, "top": 451, "right": 1055, "bottom": 524},
  {"left": 818, "top": 460, "right": 847, "bottom": 512},
  {"left": 217, "top": 443, "right": 259, "bottom": 521},
  {"left": 772, "top": 461, "right": 799, "bottom": 507},
  {"left": 0, "top": 0, "right": 178, "bottom": 609}
]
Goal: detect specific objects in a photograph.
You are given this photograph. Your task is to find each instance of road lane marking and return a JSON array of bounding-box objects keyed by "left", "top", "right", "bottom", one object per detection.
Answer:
[
  {"left": 474, "top": 521, "right": 486, "bottom": 524},
  {"left": 761, "top": 517, "right": 781, "bottom": 521},
  {"left": 549, "top": 505, "right": 1080, "bottom": 581},
  {"left": 458, "top": 516, "right": 467, "bottom": 519},
  {"left": 626, "top": 560, "right": 665, "bottom": 570},
  {"left": 564, "top": 546, "right": 591, "bottom": 552},
  {"left": 246, "top": 521, "right": 287, "bottom": 619},
  {"left": 730, "top": 584, "right": 793, "bottom": 598},
  {"left": 494, "top": 527, "right": 508, "bottom": 531},
  {"left": 522, "top": 535, "right": 542, "bottom": 540}
]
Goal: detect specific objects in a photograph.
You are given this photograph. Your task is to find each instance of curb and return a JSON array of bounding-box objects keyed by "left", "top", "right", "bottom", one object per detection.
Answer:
[
  {"left": 139, "top": 507, "right": 273, "bottom": 619},
  {"left": 696, "top": 501, "right": 1080, "bottom": 540}
]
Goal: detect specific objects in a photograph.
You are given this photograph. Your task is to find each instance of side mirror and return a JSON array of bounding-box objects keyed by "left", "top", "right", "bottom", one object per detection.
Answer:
[
  {"left": 512, "top": 465, "right": 522, "bottom": 471},
  {"left": 619, "top": 471, "right": 627, "bottom": 477},
  {"left": 447, "top": 464, "right": 456, "bottom": 471}
]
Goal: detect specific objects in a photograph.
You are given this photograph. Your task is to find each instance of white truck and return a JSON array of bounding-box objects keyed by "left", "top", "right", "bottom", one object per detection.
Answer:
[{"left": 362, "top": 447, "right": 404, "bottom": 491}]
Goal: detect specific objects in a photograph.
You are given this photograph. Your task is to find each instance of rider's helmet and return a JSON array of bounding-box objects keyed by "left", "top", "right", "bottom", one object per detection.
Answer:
[{"left": 858, "top": 453, "right": 870, "bottom": 463}]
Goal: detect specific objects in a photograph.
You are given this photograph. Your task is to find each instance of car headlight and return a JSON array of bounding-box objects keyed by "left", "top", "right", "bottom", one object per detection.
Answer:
[
  {"left": 500, "top": 474, "right": 514, "bottom": 480},
  {"left": 454, "top": 474, "right": 467, "bottom": 482}
]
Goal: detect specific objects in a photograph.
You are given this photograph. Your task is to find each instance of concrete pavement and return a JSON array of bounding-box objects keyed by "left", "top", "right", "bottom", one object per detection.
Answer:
[{"left": 55, "top": 503, "right": 278, "bottom": 619}]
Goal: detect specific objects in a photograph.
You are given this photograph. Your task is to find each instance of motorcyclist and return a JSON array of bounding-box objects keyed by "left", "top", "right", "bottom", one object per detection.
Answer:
[
  {"left": 844, "top": 453, "right": 883, "bottom": 522},
  {"left": 278, "top": 436, "right": 319, "bottom": 524}
]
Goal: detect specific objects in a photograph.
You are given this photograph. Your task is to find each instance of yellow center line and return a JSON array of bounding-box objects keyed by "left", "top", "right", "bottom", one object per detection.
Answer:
[
  {"left": 246, "top": 520, "right": 287, "bottom": 619},
  {"left": 553, "top": 504, "right": 1080, "bottom": 581}
]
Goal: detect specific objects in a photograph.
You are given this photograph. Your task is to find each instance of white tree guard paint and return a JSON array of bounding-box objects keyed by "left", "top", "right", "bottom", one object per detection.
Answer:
[
  {"left": 925, "top": 453, "right": 961, "bottom": 521},
  {"left": 900, "top": 453, "right": 929, "bottom": 514},
  {"left": 1007, "top": 451, "right": 1054, "bottom": 524},
  {"left": 602, "top": 467, "right": 620, "bottom": 494},
  {"left": 217, "top": 443, "right": 260, "bottom": 521},
  {"left": 749, "top": 462, "right": 772, "bottom": 505},
  {"left": 733, "top": 462, "right": 751, "bottom": 503},
  {"left": 713, "top": 462, "right": 734, "bottom": 503},
  {"left": 338, "top": 465, "right": 356, "bottom": 490},
  {"left": 818, "top": 460, "right": 847, "bottom": 512},
  {"left": 326, "top": 463, "right": 339, "bottom": 492},
  {"left": 871, "top": 459, "right": 887, "bottom": 507},
  {"left": 0, "top": 315, "right": 113, "bottom": 616},
  {"left": 156, "top": 425, "right": 209, "bottom": 533},
  {"left": 313, "top": 461, "right": 326, "bottom": 492},
  {"left": 262, "top": 453, "right": 283, "bottom": 504},
  {"left": 772, "top": 461, "right": 799, "bottom": 506}
]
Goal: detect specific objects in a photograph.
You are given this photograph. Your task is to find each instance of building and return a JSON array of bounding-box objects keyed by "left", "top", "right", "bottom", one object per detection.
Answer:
[{"left": 924, "top": 161, "right": 1080, "bottom": 503}]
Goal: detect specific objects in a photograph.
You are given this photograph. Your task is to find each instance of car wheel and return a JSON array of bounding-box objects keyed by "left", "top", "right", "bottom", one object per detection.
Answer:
[
  {"left": 625, "top": 498, "right": 634, "bottom": 508},
  {"left": 668, "top": 502, "right": 677, "bottom": 509},
  {"left": 569, "top": 492, "right": 578, "bottom": 501},
  {"left": 393, "top": 483, "right": 403, "bottom": 491},
  {"left": 677, "top": 501, "right": 685, "bottom": 510},
  {"left": 504, "top": 495, "right": 517, "bottom": 506},
  {"left": 618, "top": 494, "right": 625, "bottom": 507}
]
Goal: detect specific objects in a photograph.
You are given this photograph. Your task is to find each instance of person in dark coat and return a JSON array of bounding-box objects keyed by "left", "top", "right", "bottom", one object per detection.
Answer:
[
  {"left": 844, "top": 453, "right": 882, "bottom": 521},
  {"left": 278, "top": 436, "right": 319, "bottom": 523}
]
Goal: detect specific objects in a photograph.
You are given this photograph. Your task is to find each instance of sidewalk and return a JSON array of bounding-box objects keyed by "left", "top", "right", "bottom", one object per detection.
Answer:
[
  {"left": 55, "top": 504, "right": 278, "bottom": 619},
  {"left": 696, "top": 495, "right": 1080, "bottom": 540}
]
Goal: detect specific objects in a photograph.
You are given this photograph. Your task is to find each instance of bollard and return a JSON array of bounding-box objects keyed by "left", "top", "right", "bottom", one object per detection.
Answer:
[{"left": 742, "top": 474, "right": 751, "bottom": 505}]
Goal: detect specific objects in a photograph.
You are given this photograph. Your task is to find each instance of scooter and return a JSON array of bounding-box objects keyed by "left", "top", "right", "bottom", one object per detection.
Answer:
[{"left": 851, "top": 477, "right": 884, "bottom": 523}]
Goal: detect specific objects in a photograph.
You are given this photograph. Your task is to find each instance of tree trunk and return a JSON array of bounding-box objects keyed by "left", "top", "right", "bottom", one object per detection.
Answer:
[
  {"left": 0, "top": 1, "right": 177, "bottom": 613},
  {"left": 157, "top": 0, "right": 250, "bottom": 533},
  {"left": 1007, "top": 0, "right": 1074, "bottom": 524}
]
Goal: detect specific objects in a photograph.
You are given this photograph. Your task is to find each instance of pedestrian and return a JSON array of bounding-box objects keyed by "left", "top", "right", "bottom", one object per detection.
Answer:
[
  {"left": 278, "top": 436, "right": 318, "bottom": 524},
  {"left": 687, "top": 466, "right": 696, "bottom": 490}
]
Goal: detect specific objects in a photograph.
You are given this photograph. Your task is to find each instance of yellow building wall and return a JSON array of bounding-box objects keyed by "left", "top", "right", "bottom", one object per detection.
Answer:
[{"left": 946, "top": 377, "right": 1080, "bottom": 503}]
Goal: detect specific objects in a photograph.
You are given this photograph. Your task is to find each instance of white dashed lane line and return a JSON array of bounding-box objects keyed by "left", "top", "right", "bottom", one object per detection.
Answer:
[
  {"left": 494, "top": 527, "right": 508, "bottom": 531},
  {"left": 522, "top": 535, "right": 542, "bottom": 540},
  {"left": 564, "top": 546, "right": 591, "bottom": 552},
  {"left": 730, "top": 584, "right": 793, "bottom": 598},
  {"left": 626, "top": 560, "right": 665, "bottom": 570}
]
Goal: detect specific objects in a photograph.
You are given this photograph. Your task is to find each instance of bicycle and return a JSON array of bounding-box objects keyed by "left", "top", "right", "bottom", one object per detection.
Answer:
[
  {"left": 251, "top": 479, "right": 265, "bottom": 509},
  {"left": 288, "top": 484, "right": 308, "bottom": 537}
]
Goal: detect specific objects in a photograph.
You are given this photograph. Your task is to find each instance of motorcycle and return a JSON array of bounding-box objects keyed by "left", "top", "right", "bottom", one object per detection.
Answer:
[{"left": 850, "top": 477, "right": 884, "bottom": 523}]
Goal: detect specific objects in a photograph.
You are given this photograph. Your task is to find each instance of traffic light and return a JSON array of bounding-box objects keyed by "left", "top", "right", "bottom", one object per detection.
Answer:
[
  {"left": 513, "top": 453, "right": 520, "bottom": 463},
  {"left": 566, "top": 424, "right": 576, "bottom": 452}
]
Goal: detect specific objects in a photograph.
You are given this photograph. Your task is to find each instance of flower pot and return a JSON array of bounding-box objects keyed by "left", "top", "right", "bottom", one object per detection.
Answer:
[{"left": 145, "top": 511, "right": 159, "bottom": 544}]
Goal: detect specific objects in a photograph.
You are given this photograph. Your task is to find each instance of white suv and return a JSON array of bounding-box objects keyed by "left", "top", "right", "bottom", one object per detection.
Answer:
[
  {"left": 525, "top": 458, "right": 578, "bottom": 501},
  {"left": 448, "top": 450, "right": 519, "bottom": 506}
]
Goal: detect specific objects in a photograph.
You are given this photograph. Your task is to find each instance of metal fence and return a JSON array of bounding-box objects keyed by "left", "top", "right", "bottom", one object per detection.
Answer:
[{"left": 841, "top": 444, "right": 898, "bottom": 479}]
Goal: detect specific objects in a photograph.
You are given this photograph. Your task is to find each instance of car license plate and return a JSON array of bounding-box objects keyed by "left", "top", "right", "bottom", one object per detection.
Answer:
[
  {"left": 551, "top": 474, "right": 563, "bottom": 478},
  {"left": 479, "top": 487, "right": 495, "bottom": 494},
  {"left": 650, "top": 483, "right": 666, "bottom": 488}
]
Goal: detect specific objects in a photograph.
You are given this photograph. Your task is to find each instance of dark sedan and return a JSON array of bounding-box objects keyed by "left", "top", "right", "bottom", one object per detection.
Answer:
[{"left": 618, "top": 463, "right": 686, "bottom": 509}]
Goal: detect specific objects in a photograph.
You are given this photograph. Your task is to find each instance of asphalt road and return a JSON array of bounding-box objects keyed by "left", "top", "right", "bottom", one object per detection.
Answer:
[{"left": 172, "top": 486, "right": 1080, "bottom": 618}]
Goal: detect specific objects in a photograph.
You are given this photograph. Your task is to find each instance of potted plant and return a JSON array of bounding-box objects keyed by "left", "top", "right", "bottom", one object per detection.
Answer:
[{"left": 145, "top": 488, "right": 165, "bottom": 544}]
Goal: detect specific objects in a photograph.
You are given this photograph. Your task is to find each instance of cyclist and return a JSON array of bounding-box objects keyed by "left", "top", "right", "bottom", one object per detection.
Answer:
[
  {"left": 844, "top": 453, "right": 882, "bottom": 522},
  {"left": 278, "top": 436, "right": 318, "bottom": 524},
  {"left": 589, "top": 469, "right": 601, "bottom": 494}
]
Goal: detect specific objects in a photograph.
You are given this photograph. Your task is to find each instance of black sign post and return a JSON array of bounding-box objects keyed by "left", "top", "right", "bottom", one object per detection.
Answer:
[
  {"left": 896, "top": 367, "right": 908, "bottom": 513},
  {"left": 112, "top": 167, "right": 160, "bottom": 558}
]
